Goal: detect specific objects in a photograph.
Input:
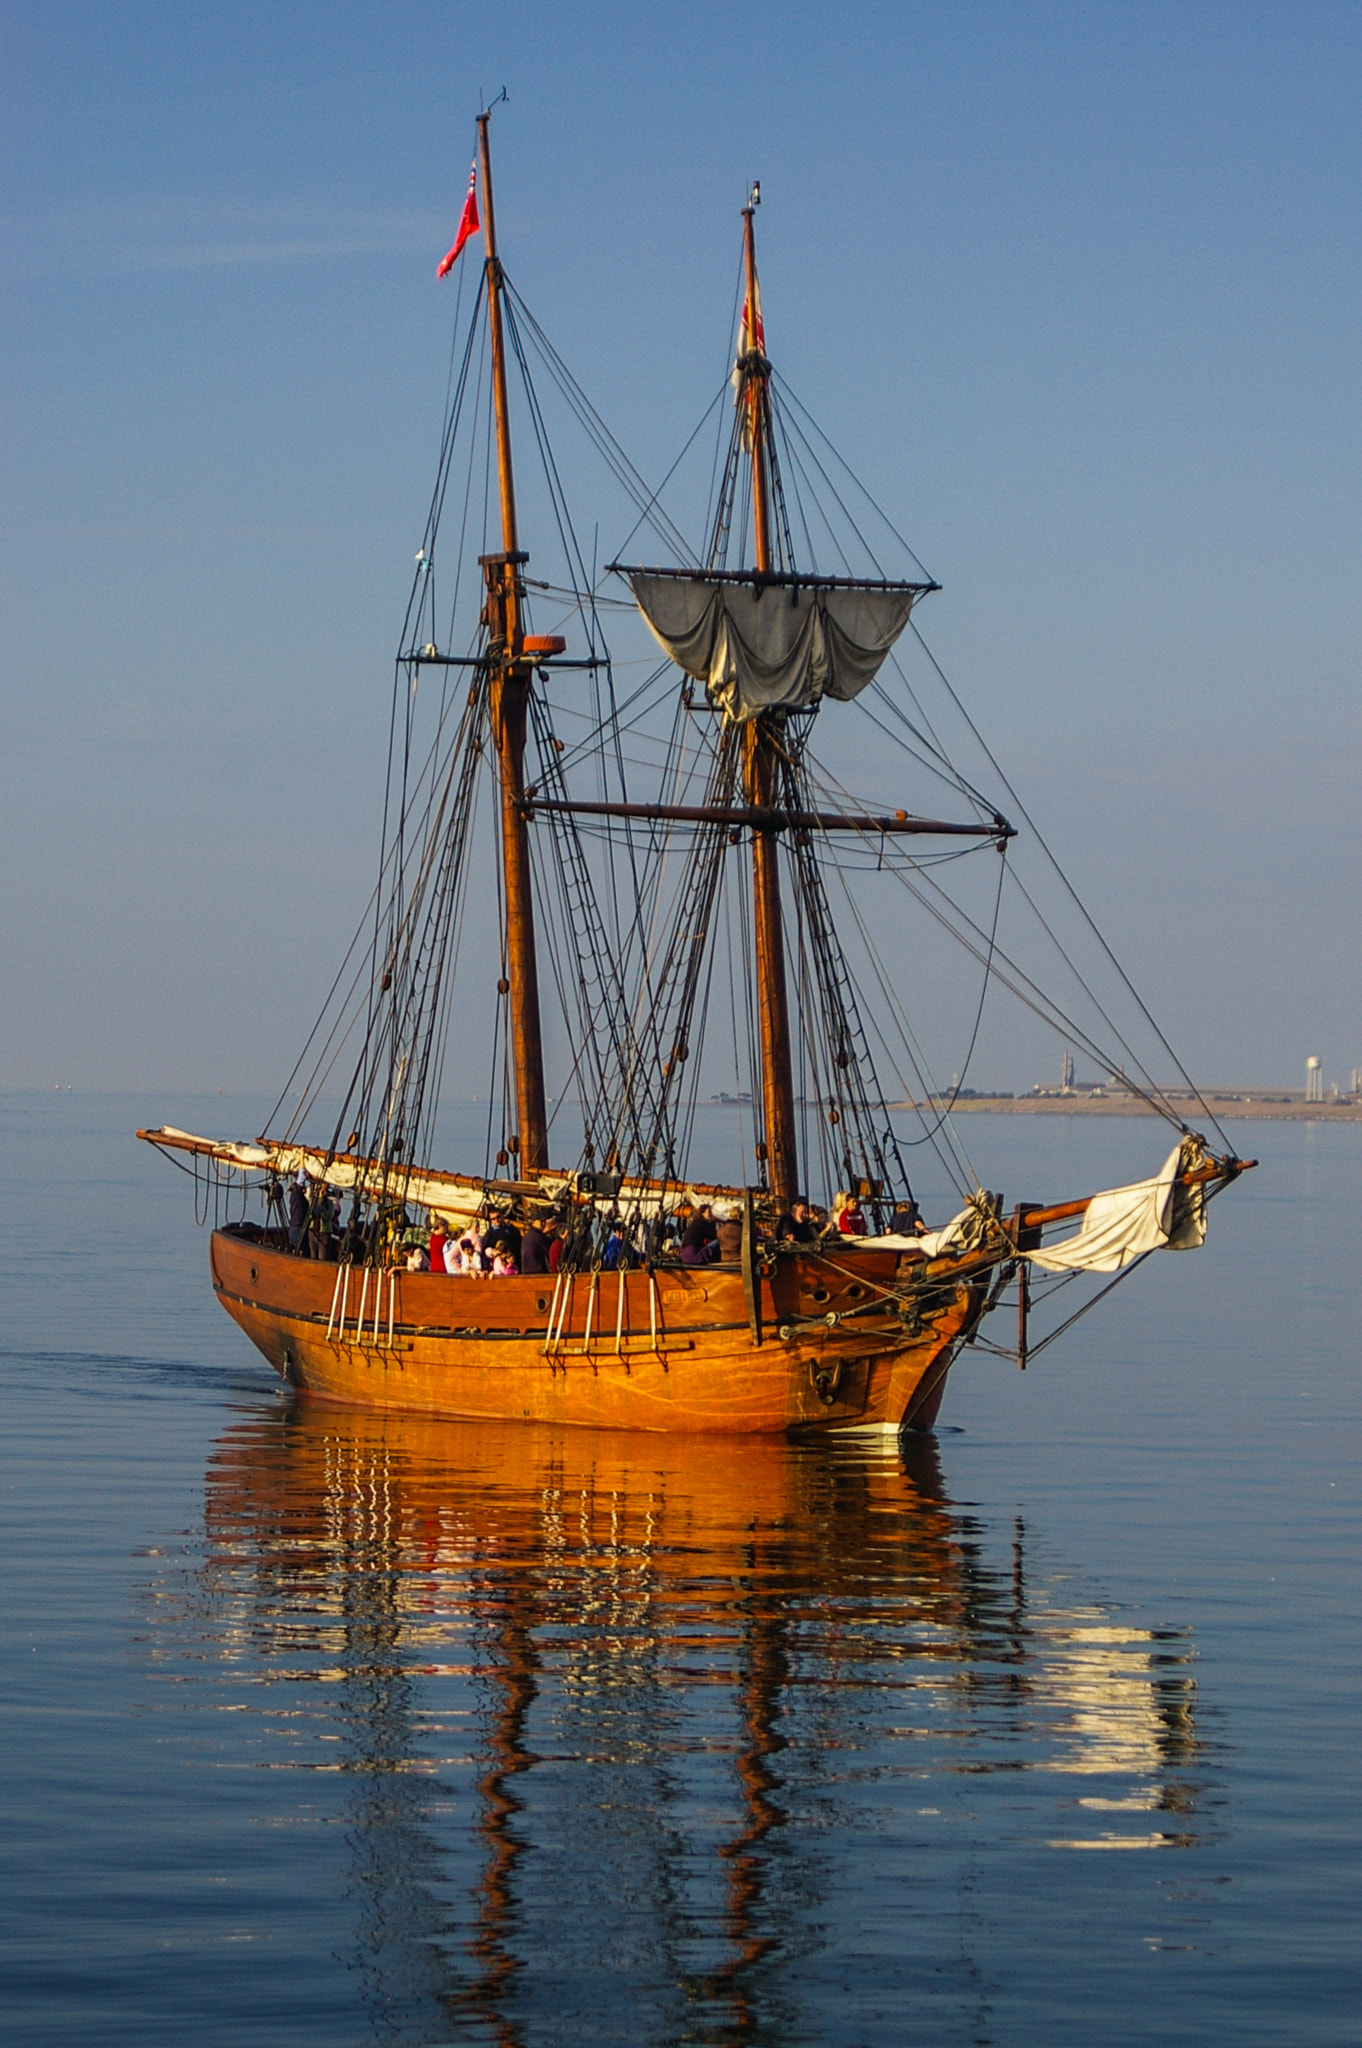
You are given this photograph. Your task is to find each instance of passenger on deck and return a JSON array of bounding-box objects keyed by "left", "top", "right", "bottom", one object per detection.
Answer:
[
  {"left": 545, "top": 1217, "right": 564, "bottom": 1273},
  {"left": 491, "top": 1250, "right": 519, "bottom": 1277},
  {"left": 830, "top": 1190, "right": 868, "bottom": 1236},
  {"left": 887, "top": 1199, "right": 924, "bottom": 1237},
  {"left": 428, "top": 1223, "right": 448, "bottom": 1273},
  {"left": 308, "top": 1189, "right": 340, "bottom": 1261},
  {"left": 406, "top": 1244, "right": 430, "bottom": 1271},
  {"left": 520, "top": 1214, "right": 551, "bottom": 1274},
  {"left": 666, "top": 1204, "right": 691, "bottom": 1257},
  {"left": 679, "top": 1204, "right": 718, "bottom": 1266},
  {"left": 453, "top": 1228, "right": 485, "bottom": 1274},
  {"left": 603, "top": 1223, "right": 641, "bottom": 1270},
  {"left": 288, "top": 1171, "right": 309, "bottom": 1250},
  {"left": 775, "top": 1196, "right": 817, "bottom": 1244},
  {"left": 483, "top": 1207, "right": 522, "bottom": 1266},
  {"left": 713, "top": 1203, "right": 742, "bottom": 1262}
]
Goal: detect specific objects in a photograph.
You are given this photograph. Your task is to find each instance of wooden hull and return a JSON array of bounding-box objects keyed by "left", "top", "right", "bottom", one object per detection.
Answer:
[{"left": 210, "top": 1229, "right": 985, "bottom": 1435}]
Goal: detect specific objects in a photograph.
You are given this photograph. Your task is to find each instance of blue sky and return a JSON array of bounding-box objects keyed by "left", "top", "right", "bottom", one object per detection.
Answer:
[{"left": 3, "top": 1, "right": 1359, "bottom": 1097}]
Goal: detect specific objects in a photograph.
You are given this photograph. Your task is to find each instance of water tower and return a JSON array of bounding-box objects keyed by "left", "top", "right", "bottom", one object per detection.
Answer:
[{"left": 1306, "top": 1055, "right": 1323, "bottom": 1103}]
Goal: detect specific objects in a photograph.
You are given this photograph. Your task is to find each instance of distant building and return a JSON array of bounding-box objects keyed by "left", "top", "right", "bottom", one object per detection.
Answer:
[
  {"left": 1306, "top": 1056, "right": 1323, "bottom": 1104},
  {"left": 1060, "top": 1051, "right": 1075, "bottom": 1090}
]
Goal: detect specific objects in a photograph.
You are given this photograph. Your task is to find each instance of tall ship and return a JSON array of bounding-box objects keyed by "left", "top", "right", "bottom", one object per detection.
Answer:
[{"left": 140, "top": 115, "right": 1251, "bottom": 1433}]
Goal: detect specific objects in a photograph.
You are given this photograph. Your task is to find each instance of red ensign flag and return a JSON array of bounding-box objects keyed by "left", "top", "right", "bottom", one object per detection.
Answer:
[{"left": 437, "top": 166, "right": 480, "bottom": 278}]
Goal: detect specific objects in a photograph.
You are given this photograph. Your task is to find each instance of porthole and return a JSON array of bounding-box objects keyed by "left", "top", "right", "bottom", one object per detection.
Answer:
[
  {"left": 845, "top": 1283, "right": 864, "bottom": 1301},
  {"left": 810, "top": 1285, "right": 830, "bottom": 1304},
  {"left": 249, "top": 1264, "right": 259, "bottom": 1283}
]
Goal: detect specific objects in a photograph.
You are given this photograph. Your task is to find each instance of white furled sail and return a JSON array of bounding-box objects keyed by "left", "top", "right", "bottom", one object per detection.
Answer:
[
  {"left": 628, "top": 573, "right": 918, "bottom": 722},
  {"left": 1025, "top": 1140, "right": 1208, "bottom": 1275},
  {"left": 141, "top": 1128, "right": 748, "bottom": 1228}
]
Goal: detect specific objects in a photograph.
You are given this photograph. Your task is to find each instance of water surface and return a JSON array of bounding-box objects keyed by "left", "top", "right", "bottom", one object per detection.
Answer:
[{"left": 1, "top": 1094, "right": 1357, "bottom": 2043}]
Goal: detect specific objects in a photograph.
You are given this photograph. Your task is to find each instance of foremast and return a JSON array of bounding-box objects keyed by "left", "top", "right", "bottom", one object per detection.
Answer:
[
  {"left": 737, "top": 202, "right": 798, "bottom": 1207},
  {"left": 476, "top": 111, "right": 549, "bottom": 1174}
]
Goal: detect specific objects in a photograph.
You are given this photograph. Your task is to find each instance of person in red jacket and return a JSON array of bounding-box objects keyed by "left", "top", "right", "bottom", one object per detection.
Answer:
[{"left": 831, "top": 1190, "right": 867, "bottom": 1235}]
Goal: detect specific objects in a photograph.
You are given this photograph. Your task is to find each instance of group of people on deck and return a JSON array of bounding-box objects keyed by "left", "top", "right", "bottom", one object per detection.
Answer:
[
  {"left": 285, "top": 1169, "right": 925, "bottom": 1274},
  {"left": 678, "top": 1190, "right": 923, "bottom": 1264},
  {"left": 407, "top": 1206, "right": 563, "bottom": 1278}
]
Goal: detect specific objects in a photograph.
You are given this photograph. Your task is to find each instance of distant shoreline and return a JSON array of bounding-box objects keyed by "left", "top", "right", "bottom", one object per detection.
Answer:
[{"left": 893, "top": 1092, "right": 1362, "bottom": 1124}]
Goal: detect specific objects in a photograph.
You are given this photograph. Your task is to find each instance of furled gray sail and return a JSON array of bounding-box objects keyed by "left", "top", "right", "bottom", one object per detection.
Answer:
[{"left": 628, "top": 574, "right": 918, "bottom": 722}]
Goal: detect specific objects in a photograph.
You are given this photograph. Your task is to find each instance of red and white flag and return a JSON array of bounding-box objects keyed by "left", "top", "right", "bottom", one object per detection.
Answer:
[
  {"left": 739, "top": 279, "right": 765, "bottom": 360},
  {"left": 732, "top": 278, "right": 766, "bottom": 408},
  {"left": 733, "top": 280, "right": 766, "bottom": 451},
  {"left": 437, "top": 165, "right": 480, "bottom": 278}
]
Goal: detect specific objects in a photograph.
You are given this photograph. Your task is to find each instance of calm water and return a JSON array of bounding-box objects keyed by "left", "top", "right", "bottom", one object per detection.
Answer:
[{"left": 1, "top": 1093, "right": 1358, "bottom": 2044}]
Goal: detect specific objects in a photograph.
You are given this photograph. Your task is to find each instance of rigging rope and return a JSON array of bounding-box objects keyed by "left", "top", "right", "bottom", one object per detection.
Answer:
[
  {"left": 251, "top": 223, "right": 1229, "bottom": 1298},
  {"left": 906, "top": 619, "right": 1232, "bottom": 1153}
]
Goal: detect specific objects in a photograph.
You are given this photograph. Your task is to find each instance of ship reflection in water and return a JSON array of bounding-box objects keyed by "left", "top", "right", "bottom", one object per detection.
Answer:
[{"left": 196, "top": 1407, "right": 1206, "bottom": 2041}]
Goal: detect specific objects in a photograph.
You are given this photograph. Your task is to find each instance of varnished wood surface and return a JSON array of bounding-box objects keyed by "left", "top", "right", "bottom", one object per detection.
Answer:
[
  {"left": 738, "top": 201, "right": 798, "bottom": 1209},
  {"left": 478, "top": 108, "right": 548, "bottom": 1171},
  {"left": 210, "top": 1232, "right": 982, "bottom": 1435}
]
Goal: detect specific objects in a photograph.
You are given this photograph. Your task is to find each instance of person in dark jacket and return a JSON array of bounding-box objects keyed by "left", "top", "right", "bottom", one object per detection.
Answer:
[
  {"left": 288, "top": 1173, "right": 309, "bottom": 1250},
  {"left": 482, "top": 1206, "right": 522, "bottom": 1264},
  {"left": 520, "top": 1216, "right": 551, "bottom": 1274},
  {"left": 602, "top": 1226, "right": 627, "bottom": 1269},
  {"left": 679, "top": 1204, "right": 718, "bottom": 1265},
  {"left": 774, "top": 1196, "right": 817, "bottom": 1244}
]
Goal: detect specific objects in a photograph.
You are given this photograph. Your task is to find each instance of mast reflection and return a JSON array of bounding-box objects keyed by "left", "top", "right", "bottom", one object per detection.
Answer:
[{"left": 200, "top": 1407, "right": 1205, "bottom": 2043}]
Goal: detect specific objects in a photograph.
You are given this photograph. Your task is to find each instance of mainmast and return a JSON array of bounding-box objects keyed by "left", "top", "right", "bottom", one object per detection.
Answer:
[
  {"left": 476, "top": 111, "right": 549, "bottom": 1174},
  {"left": 614, "top": 197, "right": 954, "bottom": 1207},
  {"left": 738, "top": 203, "right": 798, "bottom": 1207}
]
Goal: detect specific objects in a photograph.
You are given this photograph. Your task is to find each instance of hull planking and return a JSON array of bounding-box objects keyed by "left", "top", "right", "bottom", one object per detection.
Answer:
[{"left": 211, "top": 1228, "right": 983, "bottom": 1435}]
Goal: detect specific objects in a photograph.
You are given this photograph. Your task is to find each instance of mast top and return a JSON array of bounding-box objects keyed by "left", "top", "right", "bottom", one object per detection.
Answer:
[
  {"left": 616, "top": 192, "right": 933, "bottom": 723},
  {"left": 476, "top": 111, "right": 520, "bottom": 574},
  {"left": 739, "top": 192, "right": 772, "bottom": 577}
]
